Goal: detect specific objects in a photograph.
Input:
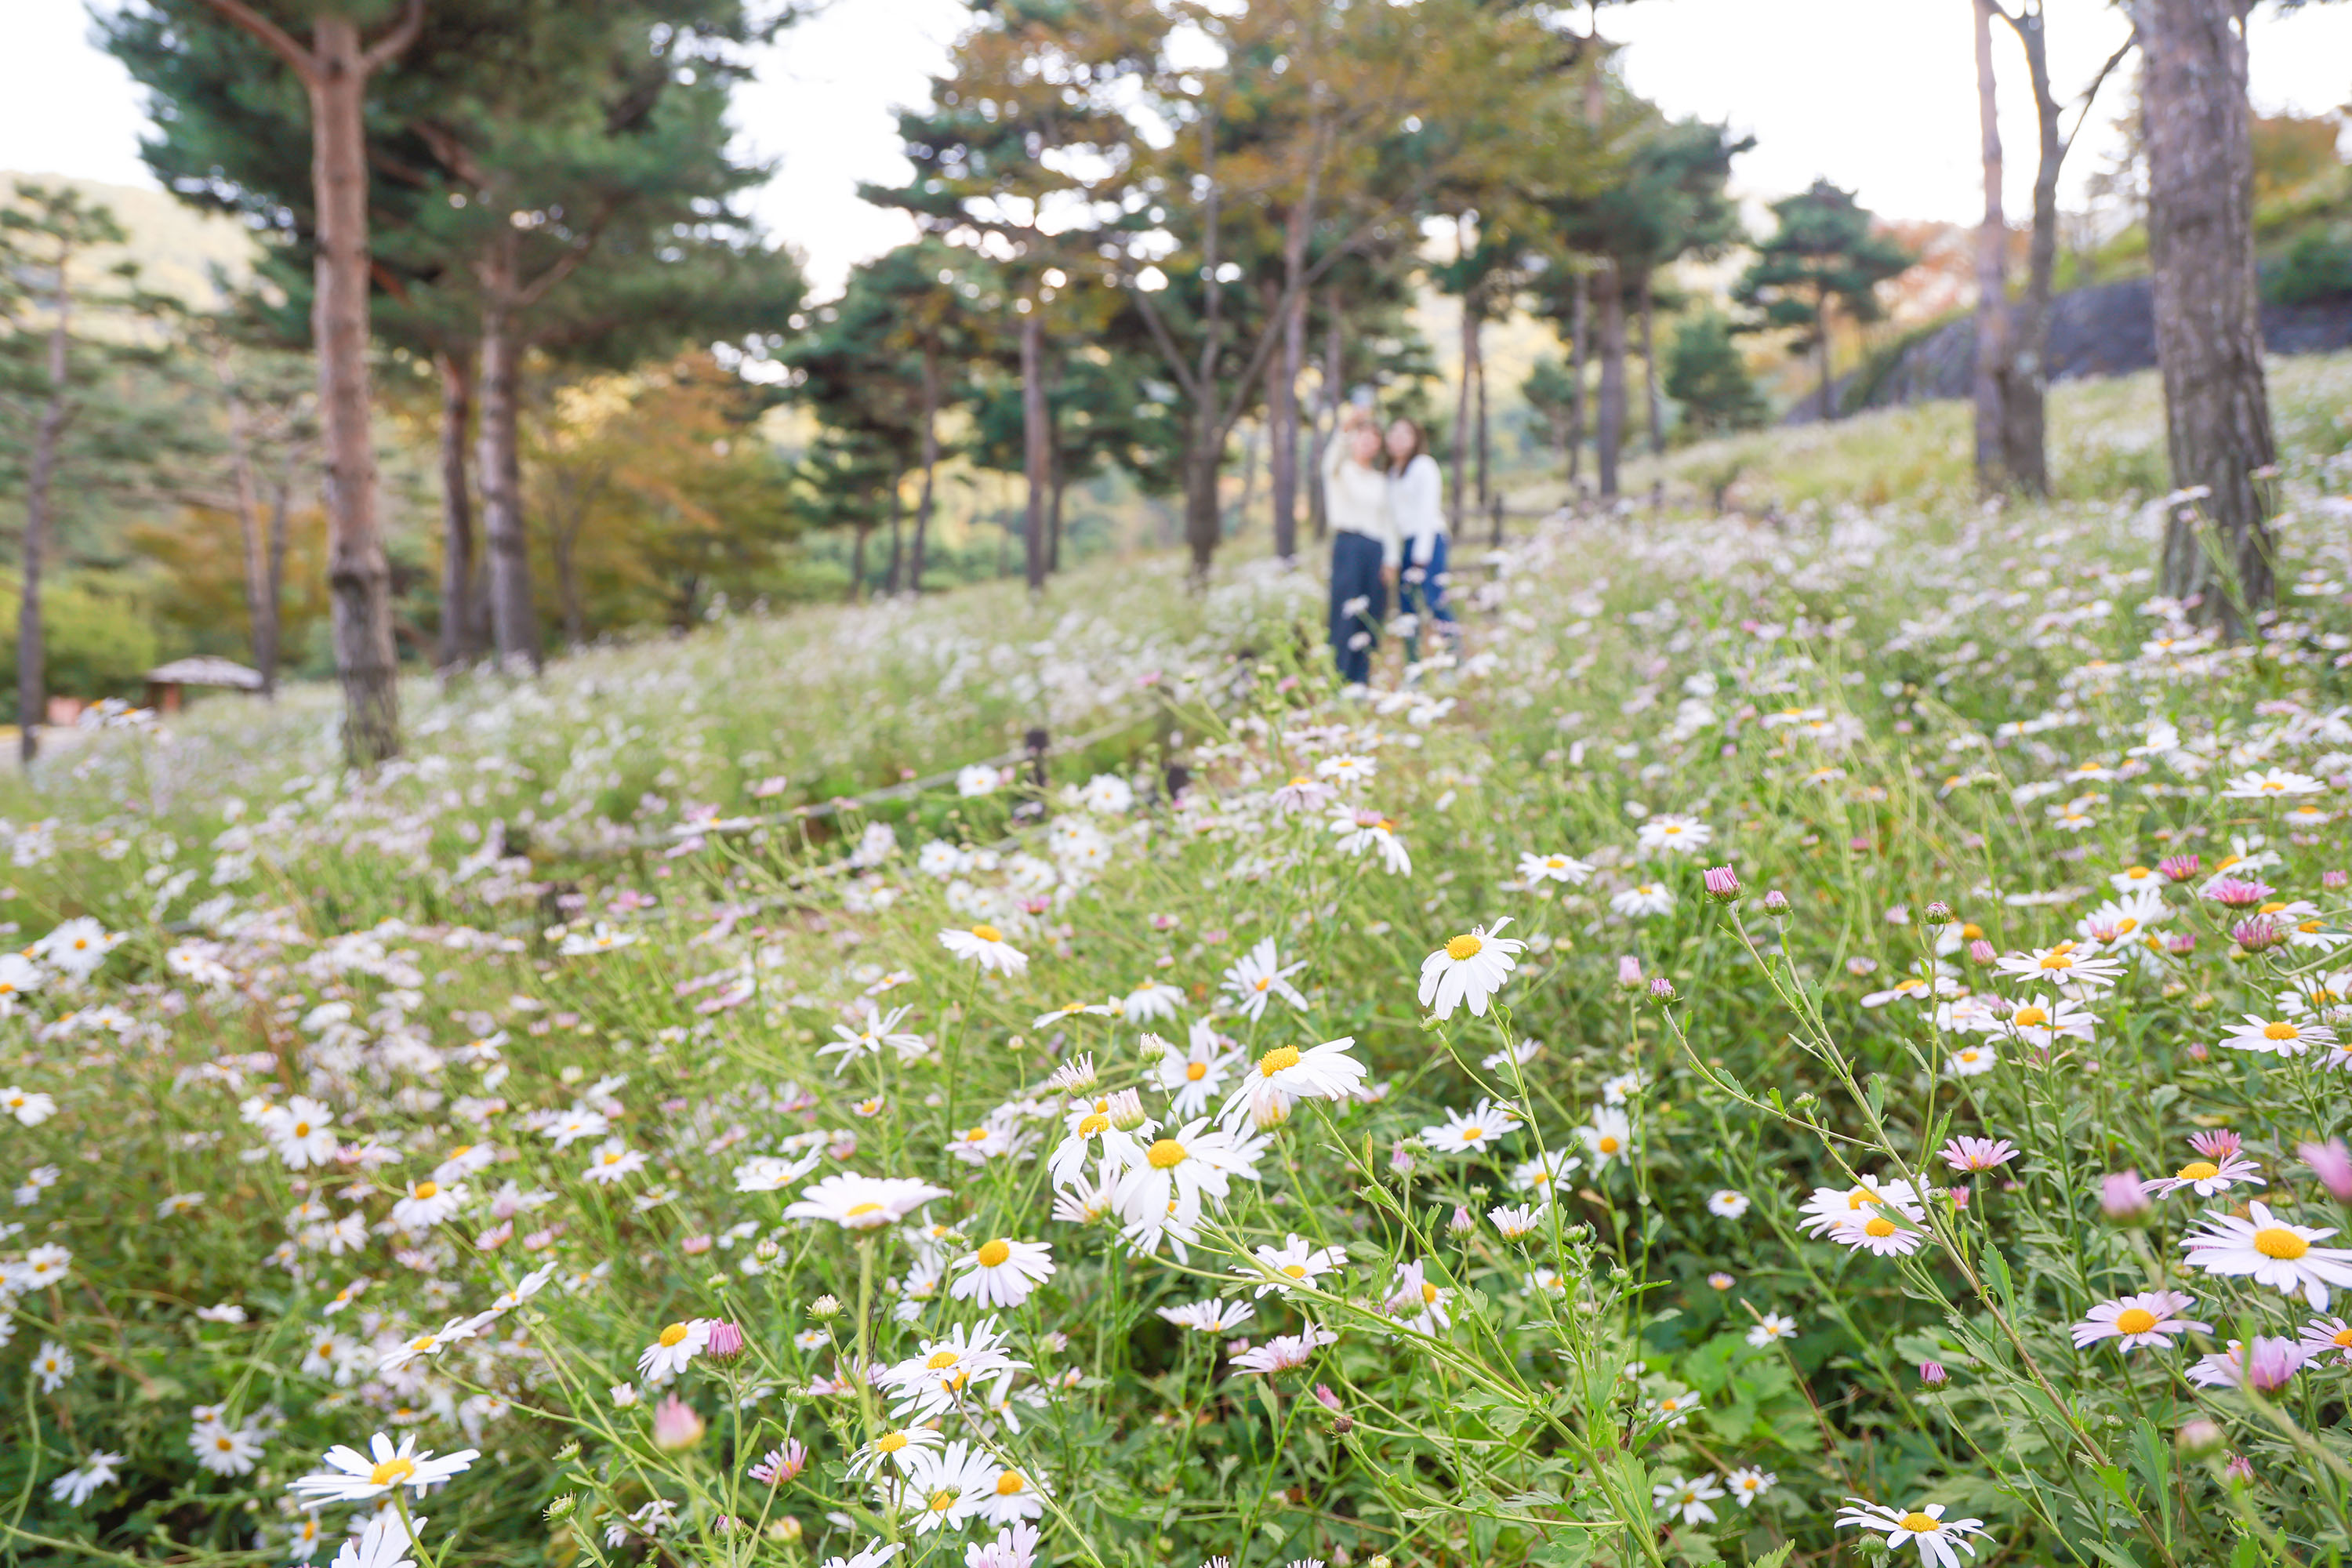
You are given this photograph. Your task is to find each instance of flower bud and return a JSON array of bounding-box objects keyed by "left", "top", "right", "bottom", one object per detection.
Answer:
[
  {"left": 1924, "top": 902, "right": 1953, "bottom": 924},
  {"left": 2100, "top": 1171, "right": 2151, "bottom": 1224},
  {"left": 2301, "top": 1138, "right": 2352, "bottom": 1202},
  {"left": 1108, "top": 1087, "right": 1147, "bottom": 1131},
  {"left": 1649, "top": 975, "right": 1676, "bottom": 1001},
  {"left": 2158, "top": 855, "right": 2200, "bottom": 883},
  {"left": 2176, "top": 1418, "right": 2226, "bottom": 1459},
  {"left": 545, "top": 1494, "right": 576, "bottom": 1522},
  {"left": 755, "top": 1239, "right": 780, "bottom": 1261},
  {"left": 1313, "top": 1382, "right": 1345, "bottom": 1411},
  {"left": 704, "top": 1320, "right": 746, "bottom": 1363},
  {"left": 1135, "top": 1032, "right": 1172, "bottom": 1063},
  {"left": 770, "top": 1517, "right": 803, "bottom": 1543},
  {"left": 1918, "top": 1360, "right": 1947, "bottom": 1386},
  {"left": 652, "top": 1395, "right": 706, "bottom": 1451},
  {"left": 1449, "top": 1204, "right": 1475, "bottom": 1236},
  {"left": 2167, "top": 931, "right": 2198, "bottom": 955},
  {"left": 1762, "top": 889, "right": 1789, "bottom": 913},
  {"left": 808, "top": 1294, "right": 842, "bottom": 1319},
  {"left": 2231, "top": 918, "right": 2286, "bottom": 953},
  {"left": 2224, "top": 1453, "right": 2255, "bottom": 1485},
  {"left": 1617, "top": 955, "right": 1643, "bottom": 989},
  {"left": 1701, "top": 866, "right": 1740, "bottom": 902},
  {"left": 2326, "top": 869, "right": 2349, "bottom": 890},
  {"left": 1388, "top": 1141, "right": 1417, "bottom": 1176},
  {"left": 1967, "top": 939, "right": 1996, "bottom": 964}
]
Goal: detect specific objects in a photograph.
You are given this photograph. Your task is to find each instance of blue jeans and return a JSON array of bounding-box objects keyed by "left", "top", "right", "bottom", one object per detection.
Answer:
[
  {"left": 1401, "top": 534, "right": 1454, "bottom": 626},
  {"left": 1329, "top": 531, "right": 1388, "bottom": 685}
]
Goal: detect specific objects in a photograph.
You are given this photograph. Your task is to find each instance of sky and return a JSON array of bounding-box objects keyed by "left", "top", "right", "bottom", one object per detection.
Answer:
[{"left": 5, "top": 0, "right": 2349, "bottom": 298}]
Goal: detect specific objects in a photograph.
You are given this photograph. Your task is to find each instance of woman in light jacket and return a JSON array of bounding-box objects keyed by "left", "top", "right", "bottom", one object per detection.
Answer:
[
  {"left": 1386, "top": 416, "right": 1452, "bottom": 659},
  {"left": 1323, "top": 406, "right": 1398, "bottom": 687}
]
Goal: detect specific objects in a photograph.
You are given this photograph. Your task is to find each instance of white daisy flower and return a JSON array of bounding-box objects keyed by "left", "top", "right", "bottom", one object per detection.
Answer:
[
  {"left": 1218, "top": 1037, "right": 1367, "bottom": 1132},
  {"left": 949, "top": 1238, "right": 1054, "bottom": 1308},
  {"left": 938, "top": 924, "right": 1027, "bottom": 975},
  {"left": 2182, "top": 1200, "right": 2352, "bottom": 1308},
  {"left": 1834, "top": 1498, "right": 1989, "bottom": 1568},
  {"left": 1417, "top": 918, "right": 1526, "bottom": 1019},
  {"left": 783, "top": 1174, "right": 952, "bottom": 1229},
  {"left": 288, "top": 1432, "right": 479, "bottom": 1504}
]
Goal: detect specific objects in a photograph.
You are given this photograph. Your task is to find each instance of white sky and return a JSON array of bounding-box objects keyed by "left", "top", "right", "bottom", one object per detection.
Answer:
[{"left": 5, "top": 0, "right": 2350, "bottom": 298}]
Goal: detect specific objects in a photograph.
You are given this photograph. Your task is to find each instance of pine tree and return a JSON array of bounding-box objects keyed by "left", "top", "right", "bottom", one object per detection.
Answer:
[
  {"left": 1733, "top": 180, "right": 1914, "bottom": 423},
  {"left": 1662, "top": 312, "right": 1766, "bottom": 439}
]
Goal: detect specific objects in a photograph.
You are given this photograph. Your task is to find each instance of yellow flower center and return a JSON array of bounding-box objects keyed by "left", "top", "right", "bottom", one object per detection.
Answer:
[
  {"left": 929, "top": 1489, "right": 956, "bottom": 1512},
  {"left": 292, "top": 1121, "right": 311, "bottom": 1137},
  {"left": 1185, "top": 1062, "right": 1207, "bottom": 1081},
  {"left": 925, "top": 1350, "right": 960, "bottom": 1370},
  {"left": 1897, "top": 1512, "right": 1938, "bottom": 1534},
  {"left": 2178, "top": 1161, "right": 2220, "bottom": 1181},
  {"left": 450, "top": 1145, "right": 470, "bottom": 1159},
  {"left": 1146, "top": 1138, "right": 1189, "bottom": 1170},
  {"left": 2265, "top": 1022, "right": 2301, "bottom": 1041},
  {"left": 1417, "top": 1279, "right": 1442, "bottom": 1304},
  {"left": 1597, "top": 1136, "right": 1621, "bottom": 1155},
  {"left": 996, "top": 1472, "right": 1028, "bottom": 1496},
  {"left": 963, "top": 1127, "right": 990, "bottom": 1142},
  {"left": 976, "top": 1240, "right": 1012, "bottom": 1269},
  {"left": 2011, "top": 1007, "right": 2048, "bottom": 1028},
  {"left": 875, "top": 1432, "right": 908, "bottom": 1454},
  {"left": 1864, "top": 1217, "right": 1898, "bottom": 1238},
  {"left": 1259, "top": 1044, "right": 1301, "bottom": 1077},
  {"left": 368, "top": 1457, "right": 416, "bottom": 1487},
  {"left": 2113, "top": 1308, "right": 2160, "bottom": 1334},
  {"left": 1446, "top": 934, "right": 1483, "bottom": 961},
  {"left": 1283, "top": 1263, "right": 1308, "bottom": 1278},
  {"left": 409, "top": 1334, "right": 434, "bottom": 1351},
  {"left": 1460, "top": 1126, "right": 1484, "bottom": 1142},
  {"left": 2256, "top": 1227, "right": 2310, "bottom": 1260},
  {"left": 971, "top": 924, "right": 1001, "bottom": 943},
  {"left": 2333, "top": 1327, "right": 2352, "bottom": 1348},
  {"left": 1076, "top": 1114, "right": 1109, "bottom": 1138},
  {"left": 2038, "top": 953, "right": 2074, "bottom": 970},
  {"left": 844, "top": 1202, "right": 884, "bottom": 1218},
  {"left": 412, "top": 1181, "right": 438, "bottom": 1200},
  {"left": 659, "top": 1322, "right": 691, "bottom": 1347}
]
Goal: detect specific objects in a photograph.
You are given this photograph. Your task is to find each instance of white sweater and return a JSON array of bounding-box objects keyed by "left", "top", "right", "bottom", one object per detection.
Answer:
[
  {"left": 1323, "top": 432, "right": 1400, "bottom": 568},
  {"left": 1390, "top": 452, "right": 1445, "bottom": 565}
]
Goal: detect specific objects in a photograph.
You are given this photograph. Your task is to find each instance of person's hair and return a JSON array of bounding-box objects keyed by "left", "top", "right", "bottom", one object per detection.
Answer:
[{"left": 1383, "top": 416, "right": 1427, "bottom": 472}]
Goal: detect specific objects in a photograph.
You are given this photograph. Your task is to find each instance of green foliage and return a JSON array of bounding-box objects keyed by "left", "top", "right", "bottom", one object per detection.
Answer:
[
  {"left": 1663, "top": 313, "right": 1767, "bottom": 439},
  {"left": 2264, "top": 227, "right": 2352, "bottom": 307},
  {"left": 1733, "top": 180, "right": 1914, "bottom": 416},
  {"left": 0, "top": 569, "right": 160, "bottom": 710}
]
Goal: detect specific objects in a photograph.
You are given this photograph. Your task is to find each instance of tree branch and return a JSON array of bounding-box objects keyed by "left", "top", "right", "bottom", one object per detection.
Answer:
[
  {"left": 194, "top": 0, "right": 318, "bottom": 88},
  {"left": 359, "top": 0, "right": 427, "bottom": 76},
  {"left": 2063, "top": 33, "right": 2139, "bottom": 159}
]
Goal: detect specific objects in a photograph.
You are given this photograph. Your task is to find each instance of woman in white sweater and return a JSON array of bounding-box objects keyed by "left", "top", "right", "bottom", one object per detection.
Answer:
[
  {"left": 1385, "top": 417, "right": 1452, "bottom": 656},
  {"left": 1323, "top": 407, "right": 1398, "bottom": 687}
]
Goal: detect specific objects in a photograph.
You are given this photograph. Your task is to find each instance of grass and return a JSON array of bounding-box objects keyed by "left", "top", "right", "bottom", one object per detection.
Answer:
[{"left": 4, "top": 355, "right": 2352, "bottom": 1568}]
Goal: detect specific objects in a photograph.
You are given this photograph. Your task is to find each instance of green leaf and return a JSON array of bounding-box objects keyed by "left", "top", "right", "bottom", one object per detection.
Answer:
[{"left": 1749, "top": 1544, "right": 1795, "bottom": 1568}]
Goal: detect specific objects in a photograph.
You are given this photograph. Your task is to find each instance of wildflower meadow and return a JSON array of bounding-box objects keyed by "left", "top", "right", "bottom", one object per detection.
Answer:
[{"left": 10, "top": 361, "right": 2352, "bottom": 1568}]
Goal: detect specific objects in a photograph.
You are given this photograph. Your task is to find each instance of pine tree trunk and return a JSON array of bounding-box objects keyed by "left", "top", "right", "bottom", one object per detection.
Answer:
[
  {"left": 1473, "top": 314, "right": 1490, "bottom": 510},
  {"left": 308, "top": 15, "right": 400, "bottom": 760},
  {"left": 18, "top": 291, "right": 67, "bottom": 766},
  {"left": 1971, "top": 0, "right": 2011, "bottom": 495},
  {"left": 1639, "top": 270, "right": 1664, "bottom": 456},
  {"left": 1048, "top": 430, "right": 1067, "bottom": 575},
  {"left": 1182, "top": 434, "right": 1222, "bottom": 582},
  {"left": 1021, "top": 311, "right": 1049, "bottom": 591},
  {"left": 1308, "top": 299, "right": 1341, "bottom": 540},
  {"left": 1814, "top": 293, "right": 1836, "bottom": 422},
  {"left": 1268, "top": 294, "right": 1302, "bottom": 563},
  {"left": 436, "top": 345, "right": 479, "bottom": 666},
  {"left": 885, "top": 483, "right": 902, "bottom": 596},
  {"left": 849, "top": 520, "right": 869, "bottom": 603},
  {"left": 263, "top": 455, "right": 292, "bottom": 695},
  {"left": 2002, "top": 6, "right": 2062, "bottom": 495},
  {"left": 913, "top": 342, "right": 938, "bottom": 594},
  {"left": 1595, "top": 264, "right": 1627, "bottom": 499},
  {"left": 1450, "top": 290, "right": 1475, "bottom": 528},
  {"left": 475, "top": 259, "right": 539, "bottom": 673},
  {"left": 1568, "top": 273, "right": 1588, "bottom": 488},
  {"left": 2137, "top": 0, "right": 2277, "bottom": 630},
  {"left": 216, "top": 343, "right": 280, "bottom": 695}
]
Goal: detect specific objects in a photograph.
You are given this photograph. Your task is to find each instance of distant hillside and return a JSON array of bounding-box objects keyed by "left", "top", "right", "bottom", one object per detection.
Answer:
[
  {"left": 2, "top": 171, "right": 256, "bottom": 306},
  {"left": 1790, "top": 276, "right": 2352, "bottom": 423}
]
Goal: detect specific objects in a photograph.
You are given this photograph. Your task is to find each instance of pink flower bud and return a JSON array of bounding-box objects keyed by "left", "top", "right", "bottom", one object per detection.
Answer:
[
  {"left": 1762, "top": 890, "right": 1789, "bottom": 913},
  {"left": 2176, "top": 1418, "right": 2225, "bottom": 1459},
  {"left": 750, "top": 1439, "right": 808, "bottom": 1484},
  {"left": 1312, "top": 1383, "right": 1345, "bottom": 1411},
  {"left": 2301, "top": 1138, "right": 2352, "bottom": 1202},
  {"left": 2231, "top": 917, "right": 2287, "bottom": 953},
  {"left": 2158, "top": 855, "right": 2201, "bottom": 883},
  {"left": 2100, "top": 1171, "right": 2151, "bottom": 1223},
  {"left": 705, "top": 1321, "right": 746, "bottom": 1363},
  {"left": 1617, "top": 955, "right": 1643, "bottom": 989},
  {"left": 1918, "top": 1360, "right": 1947, "bottom": 1386},
  {"left": 1449, "top": 1205, "right": 1475, "bottom": 1236},
  {"left": 2325, "top": 869, "right": 2349, "bottom": 890},
  {"left": 1966, "top": 939, "right": 1996, "bottom": 964},
  {"left": 1650, "top": 975, "right": 1677, "bottom": 1001},
  {"left": 1702, "top": 866, "right": 1740, "bottom": 902},
  {"left": 652, "top": 1395, "right": 706, "bottom": 1450}
]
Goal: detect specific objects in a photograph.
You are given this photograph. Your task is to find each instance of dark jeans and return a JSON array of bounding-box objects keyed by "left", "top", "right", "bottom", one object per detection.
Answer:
[
  {"left": 1401, "top": 534, "right": 1454, "bottom": 626},
  {"left": 1328, "top": 530, "right": 1388, "bottom": 686}
]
